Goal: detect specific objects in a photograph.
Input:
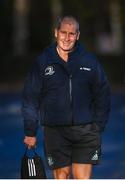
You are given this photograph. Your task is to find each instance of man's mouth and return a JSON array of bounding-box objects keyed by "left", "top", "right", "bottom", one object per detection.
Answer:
[{"left": 63, "top": 43, "right": 70, "bottom": 46}]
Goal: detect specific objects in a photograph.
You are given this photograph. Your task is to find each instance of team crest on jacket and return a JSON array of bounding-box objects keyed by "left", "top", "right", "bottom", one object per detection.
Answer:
[{"left": 45, "top": 66, "right": 55, "bottom": 75}]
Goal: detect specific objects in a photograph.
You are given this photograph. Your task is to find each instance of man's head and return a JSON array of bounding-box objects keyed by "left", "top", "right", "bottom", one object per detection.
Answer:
[
  {"left": 55, "top": 15, "right": 80, "bottom": 52},
  {"left": 56, "top": 15, "right": 80, "bottom": 32}
]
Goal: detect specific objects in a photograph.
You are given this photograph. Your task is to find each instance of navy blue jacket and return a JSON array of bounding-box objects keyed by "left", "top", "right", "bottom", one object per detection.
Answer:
[{"left": 22, "top": 42, "right": 110, "bottom": 136}]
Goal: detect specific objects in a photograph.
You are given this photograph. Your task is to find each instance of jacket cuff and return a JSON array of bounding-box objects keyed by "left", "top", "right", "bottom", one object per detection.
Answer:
[{"left": 24, "top": 127, "right": 37, "bottom": 136}]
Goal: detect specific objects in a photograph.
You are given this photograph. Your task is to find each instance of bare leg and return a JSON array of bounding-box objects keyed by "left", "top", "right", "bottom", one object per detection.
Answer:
[
  {"left": 72, "top": 163, "right": 92, "bottom": 179},
  {"left": 53, "top": 166, "right": 71, "bottom": 179}
]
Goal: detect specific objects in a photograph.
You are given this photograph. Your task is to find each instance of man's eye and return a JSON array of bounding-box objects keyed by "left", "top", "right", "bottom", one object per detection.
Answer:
[
  {"left": 60, "top": 31, "right": 76, "bottom": 36},
  {"left": 70, "top": 33, "right": 76, "bottom": 36},
  {"left": 61, "top": 31, "right": 66, "bottom": 34}
]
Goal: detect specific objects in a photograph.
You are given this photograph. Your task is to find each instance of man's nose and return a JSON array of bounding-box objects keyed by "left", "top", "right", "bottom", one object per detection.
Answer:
[{"left": 65, "top": 33, "right": 70, "bottom": 41}]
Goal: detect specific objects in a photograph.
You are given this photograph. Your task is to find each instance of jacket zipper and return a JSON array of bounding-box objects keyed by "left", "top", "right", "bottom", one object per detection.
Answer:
[
  {"left": 69, "top": 74, "right": 72, "bottom": 103},
  {"left": 69, "top": 74, "right": 73, "bottom": 124}
]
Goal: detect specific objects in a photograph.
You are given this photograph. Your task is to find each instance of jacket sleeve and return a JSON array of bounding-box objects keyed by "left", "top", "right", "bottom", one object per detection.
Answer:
[
  {"left": 92, "top": 60, "right": 111, "bottom": 132},
  {"left": 21, "top": 59, "right": 43, "bottom": 136}
]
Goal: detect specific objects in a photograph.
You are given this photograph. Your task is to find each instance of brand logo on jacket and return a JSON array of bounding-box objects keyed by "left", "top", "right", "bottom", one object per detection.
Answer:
[
  {"left": 45, "top": 66, "right": 55, "bottom": 75},
  {"left": 80, "top": 67, "right": 91, "bottom": 71}
]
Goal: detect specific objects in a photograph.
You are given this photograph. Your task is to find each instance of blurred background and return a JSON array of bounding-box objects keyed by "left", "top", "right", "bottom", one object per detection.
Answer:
[{"left": 0, "top": 0, "right": 125, "bottom": 178}]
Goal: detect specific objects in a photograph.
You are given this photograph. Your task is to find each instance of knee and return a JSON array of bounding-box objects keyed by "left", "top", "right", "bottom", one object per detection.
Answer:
[
  {"left": 53, "top": 167, "right": 71, "bottom": 179},
  {"left": 72, "top": 164, "right": 92, "bottom": 179},
  {"left": 54, "top": 171, "right": 70, "bottom": 179},
  {"left": 73, "top": 173, "right": 91, "bottom": 179}
]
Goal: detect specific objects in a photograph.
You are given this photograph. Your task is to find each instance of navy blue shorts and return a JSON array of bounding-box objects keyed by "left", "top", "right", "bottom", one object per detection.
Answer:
[{"left": 44, "top": 123, "right": 101, "bottom": 170}]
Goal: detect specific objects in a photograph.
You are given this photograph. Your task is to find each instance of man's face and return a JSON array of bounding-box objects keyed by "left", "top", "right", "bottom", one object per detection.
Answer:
[{"left": 55, "top": 21, "right": 80, "bottom": 52}]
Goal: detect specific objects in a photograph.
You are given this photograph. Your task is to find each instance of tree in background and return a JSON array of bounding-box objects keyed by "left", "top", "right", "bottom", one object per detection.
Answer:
[
  {"left": 13, "top": 0, "right": 52, "bottom": 56},
  {"left": 96, "top": 0, "right": 123, "bottom": 54},
  {"left": 13, "top": 0, "right": 30, "bottom": 56},
  {"left": 0, "top": 0, "right": 13, "bottom": 57},
  {"left": 50, "top": 0, "right": 62, "bottom": 40}
]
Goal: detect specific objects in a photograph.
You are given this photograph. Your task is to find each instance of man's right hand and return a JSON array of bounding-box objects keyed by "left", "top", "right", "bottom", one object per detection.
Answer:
[{"left": 24, "top": 136, "right": 37, "bottom": 149}]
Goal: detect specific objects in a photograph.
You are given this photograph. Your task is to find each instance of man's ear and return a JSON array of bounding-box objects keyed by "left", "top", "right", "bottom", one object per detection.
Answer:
[
  {"left": 77, "top": 31, "right": 80, "bottom": 40},
  {"left": 54, "top": 28, "right": 57, "bottom": 38}
]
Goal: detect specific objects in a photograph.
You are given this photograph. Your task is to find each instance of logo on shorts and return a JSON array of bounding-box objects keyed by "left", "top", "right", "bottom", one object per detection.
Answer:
[
  {"left": 91, "top": 150, "right": 98, "bottom": 161},
  {"left": 47, "top": 156, "right": 54, "bottom": 166},
  {"left": 45, "top": 66, "right": 55, "bottom": 76}
]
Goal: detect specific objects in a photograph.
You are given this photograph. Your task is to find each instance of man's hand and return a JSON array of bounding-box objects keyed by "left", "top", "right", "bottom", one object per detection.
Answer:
[{"left": 24, "top": 136, "right": 36, "bottom": 149}]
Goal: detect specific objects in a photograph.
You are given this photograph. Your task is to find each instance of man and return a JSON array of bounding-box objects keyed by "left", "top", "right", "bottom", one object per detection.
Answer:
[{"left": 22, "top": 15, "right": 110, "bottom": 179}]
